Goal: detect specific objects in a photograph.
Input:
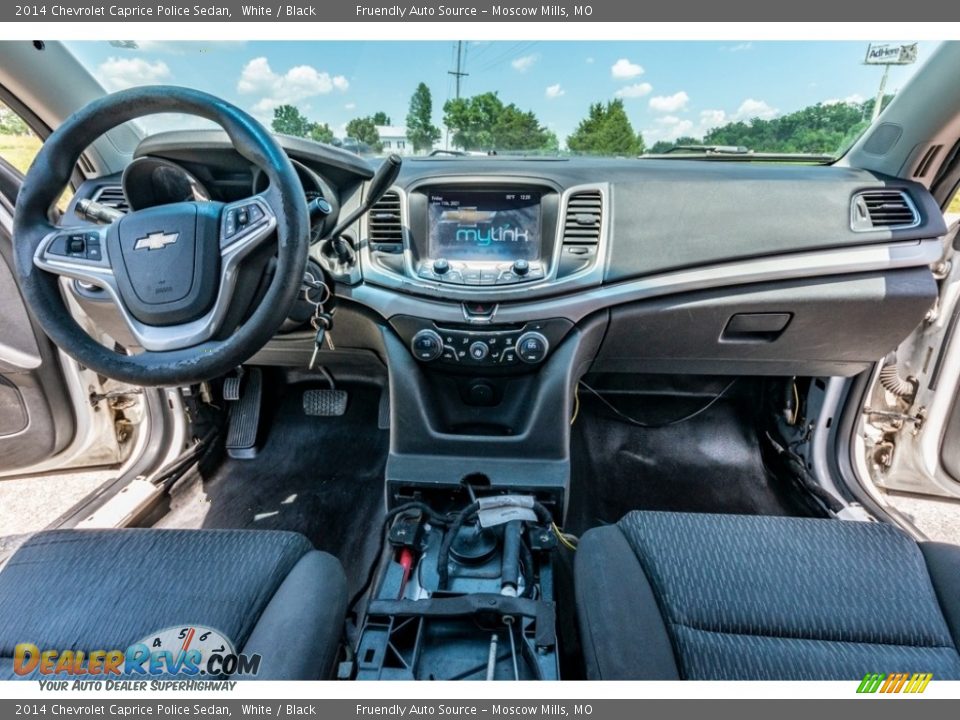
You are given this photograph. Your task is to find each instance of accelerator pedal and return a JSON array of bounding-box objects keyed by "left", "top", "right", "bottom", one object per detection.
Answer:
[
  {"left": 225, "top": 367, "right": 263, "bottom": 459},
  {"left": 303, "top": 388, "right": 348, "bottom": 417}
]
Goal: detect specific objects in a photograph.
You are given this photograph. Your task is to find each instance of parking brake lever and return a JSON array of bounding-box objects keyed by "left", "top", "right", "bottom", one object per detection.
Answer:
[{"left": 324, "top": 154, "right": 402, "bottom": 263}]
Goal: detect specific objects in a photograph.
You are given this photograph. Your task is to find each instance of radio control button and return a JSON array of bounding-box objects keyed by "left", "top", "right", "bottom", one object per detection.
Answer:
[
  {"left": 433, "top": 258, "right": 450, "bottom": 275},
  {"left": 480, "top": 270, "right": 498, "bottom": 285},
  {"left": 513, "top": 259, "right": 530, "bottom": 276},
  {"left": 463, "top": 269, "right": 482, "bottom": 285}
]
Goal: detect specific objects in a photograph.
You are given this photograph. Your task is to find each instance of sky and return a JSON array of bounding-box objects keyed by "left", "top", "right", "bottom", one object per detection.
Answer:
[{"left": 64, "top": 40, "right": 937, "bottom": 148}]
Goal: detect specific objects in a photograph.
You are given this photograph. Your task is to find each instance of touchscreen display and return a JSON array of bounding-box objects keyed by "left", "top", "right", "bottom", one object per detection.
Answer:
[{"left": 427, "top": 190, "right": 541, "bottom": 261}]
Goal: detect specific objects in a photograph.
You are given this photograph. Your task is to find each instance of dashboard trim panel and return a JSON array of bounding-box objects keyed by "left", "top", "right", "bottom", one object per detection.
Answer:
[{"left": 344, "top": 237, "right": 943, "bottom": 326}]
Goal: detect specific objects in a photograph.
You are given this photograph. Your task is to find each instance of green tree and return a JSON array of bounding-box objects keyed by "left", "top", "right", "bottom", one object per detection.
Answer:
[
  {"left": 309, "top": 122, "right": 335, "bottom": 144},
  {"left": 442, "top": 92, "right": 553, "bottom": 152},
  {"left": 406, "top": 82, "right": 441, "bottom": 154},
  {"left": 0, "top": 107, "right": 30, "bottom": 136},
  {"left": 346, "top": 116, "right": 383, "bottom": 152},
  {"left": 271, "top": 104, "right": 313, "bottom": 138},
  {"left": 371, "top": 111, "right": 392, "bottom": 126},
  {"left": 567, "top": 100, "right": 645, "bottom": 156}
]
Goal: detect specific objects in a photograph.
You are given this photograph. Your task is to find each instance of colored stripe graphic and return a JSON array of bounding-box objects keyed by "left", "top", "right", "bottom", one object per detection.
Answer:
[{"left": 857, "top": 672, "right": 932, "bottom": 694}]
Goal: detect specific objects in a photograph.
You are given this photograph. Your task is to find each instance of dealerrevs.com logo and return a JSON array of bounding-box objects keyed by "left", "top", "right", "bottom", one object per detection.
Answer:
[
  {"left": 14, "top": 625, "right": 260, "bottom": 678},
  {"left": 856, "top": 673, "right": 933, "bottom": 694}
]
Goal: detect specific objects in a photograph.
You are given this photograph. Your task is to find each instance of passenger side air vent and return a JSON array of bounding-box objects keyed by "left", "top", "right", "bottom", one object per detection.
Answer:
[
  {"left": 367, "top": 190, "right": 403, "bottom": 252},
  {"left": 92, "top": 185, "right": 130, "bottom": 213},
  {"left": 850, "top": 190, "right": 919, "bottom": 231},
  {"left": 557, "top": 189, "right": 603, "bottom": 278}
]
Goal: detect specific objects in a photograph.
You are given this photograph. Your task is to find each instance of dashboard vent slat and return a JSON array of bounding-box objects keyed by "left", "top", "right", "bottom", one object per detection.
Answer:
[
  {"left": 92, "top": 185, "right": 129, "bottom": 214},
  {"left": 561, "top": 190, "right": 603, "bottom": 246},
  {"left": 367, "top": 190, "right": 403, "bottom": 247},
  {"left": 851, "top": 190, "right": 919, "bottom": 231}
]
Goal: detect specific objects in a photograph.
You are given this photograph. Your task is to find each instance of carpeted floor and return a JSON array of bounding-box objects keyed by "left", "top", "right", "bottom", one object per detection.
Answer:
[
  {"left": 156, "top": 379, "right": 388, "bottom": 602},
  {"left": 565, "top": 378, "right": 817, "bottom": 537}
]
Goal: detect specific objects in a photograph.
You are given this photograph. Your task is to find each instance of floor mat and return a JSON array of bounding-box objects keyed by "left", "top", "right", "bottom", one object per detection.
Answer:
[
  {"left": 156, "top": 380, "right": 388, "bottom": 602},
  {"left": 566, "top": 380, "right": 814, "bottom": 536}
]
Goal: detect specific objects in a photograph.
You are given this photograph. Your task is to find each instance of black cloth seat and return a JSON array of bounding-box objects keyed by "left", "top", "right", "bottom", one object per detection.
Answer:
[
  {"left": 575, "top": 511, "right": 960, "bottom": 680},
  {"left": 0, "top": 528, "right": 347, "bottom": 680}
]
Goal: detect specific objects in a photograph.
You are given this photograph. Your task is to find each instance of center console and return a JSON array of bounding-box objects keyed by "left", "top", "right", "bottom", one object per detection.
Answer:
[
  {"left": 355, "top": 177, "right": 609, "bottom": 514},
  {"left": 349, "top": 177, "right": 609, "bottom": 681}
]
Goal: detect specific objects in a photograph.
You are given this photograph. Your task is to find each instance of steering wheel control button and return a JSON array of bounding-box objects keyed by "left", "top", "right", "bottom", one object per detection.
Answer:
[
  {"left": 469, "top": 341, "right": 490, "bottom": 361},
  {"left": 411, "top": 329, "right": 444, "bottom": 362},
  {"left": 67, "top": 234, "right": 86, "bottom": 255},
  {"left": 517, "top": 332, "right": 549, "bottom": 364}
]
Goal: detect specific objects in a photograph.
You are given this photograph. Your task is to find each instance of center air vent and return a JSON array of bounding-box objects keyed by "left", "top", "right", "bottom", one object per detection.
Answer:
[
  {"left": 92, "top": 185, "right": 130, "bottom": 213},
  {"left": 558, "top": 189, "right": 603, "bottom": 278},
  {"left": 367, "top": 190, "right": 403, "bottom": 251},
  {"left": 851, "top": 190, "right": 919, "bottom": 231},
  {"left": 562, "top": 190, "right": 603, "bottom": 246}
]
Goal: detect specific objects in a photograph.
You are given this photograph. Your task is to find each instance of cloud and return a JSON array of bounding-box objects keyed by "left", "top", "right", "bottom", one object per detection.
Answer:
[
  {"left": 823, "top": 93, "right": 865, "bottom": 106},
  {"left": 727, "top": 42, "right": 753, "bottom": 52},
  {"left": 545, "top": 84, "right": 565, "bottom": 99},
  {"left": 345, "top": 102, "right": 356, "bottom": 110},
  {"left": 511, "top": 54, "right": 538, "bottom": 72},
  {"left": 733, "top": 98, "right": 778, "bottom": 120},
  {"left": 649, "top": 91, "right": 690, "bottom": 113},
  {"left": 655, "top": 115, "right": 695, "bottom": 140},
  {"left": 97, "top": 57, "right": 171, "bottom": 91},
  {"left": 586, "top": 57, "right": 595, "bottom": 64},
  {"left": 611, "top": 58, "right": 644, "bottom": 79},
  {"left": 237, "top": 57, "right": 349, "bottom": 118},
  {"left": 699, "top": 109, "right": 727, "bottom": 127},
  {"left": 615, "top": 82, "right": 653, "bottom": 99}
]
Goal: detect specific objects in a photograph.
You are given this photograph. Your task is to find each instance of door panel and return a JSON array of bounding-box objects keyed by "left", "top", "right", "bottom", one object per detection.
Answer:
[{"left": 0, "top": 160, "right": 76, "bottom": 471}]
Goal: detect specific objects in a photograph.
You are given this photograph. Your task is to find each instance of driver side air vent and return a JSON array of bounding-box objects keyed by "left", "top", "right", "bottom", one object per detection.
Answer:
[
  {"left": 92, "top": 185, "right": 130, "bottom": 214},
  {"left": 850, "top": 190, "right": 919, "bottom": 231},
  {"left": 367, "top": 190, "right": 403, "bottom": 252},
  {"left": 558, "top": 189, "right": 603, "bottom": 278}
]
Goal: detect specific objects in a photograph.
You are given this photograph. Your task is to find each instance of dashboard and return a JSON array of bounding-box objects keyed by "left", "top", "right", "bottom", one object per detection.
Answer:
[{"left": 66, "top": 131, "right": 949, "bottom": 380}]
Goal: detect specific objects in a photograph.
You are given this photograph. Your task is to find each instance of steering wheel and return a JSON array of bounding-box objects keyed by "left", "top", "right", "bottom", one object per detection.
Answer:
[{"left": 13, "top": 86, "right": 310, "bottom": 387}]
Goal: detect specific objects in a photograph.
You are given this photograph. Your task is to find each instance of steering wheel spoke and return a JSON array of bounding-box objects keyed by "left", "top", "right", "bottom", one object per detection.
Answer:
[
  {"left": 34, "top": 224, "right": 115, "bottom": 290},
  {"left": 220, "top": 194, "right": 277, "bottom": 257}
]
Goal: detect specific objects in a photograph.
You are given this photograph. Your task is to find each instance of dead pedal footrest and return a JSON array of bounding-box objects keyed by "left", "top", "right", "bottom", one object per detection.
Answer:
[{"left": 225, "top": 368, "right": 263, "bottom": 459}]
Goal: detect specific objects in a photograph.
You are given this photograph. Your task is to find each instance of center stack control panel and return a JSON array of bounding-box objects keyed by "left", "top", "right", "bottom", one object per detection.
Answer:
[{"left": 390, "top": 316, "right": 574, "bottom": 372}]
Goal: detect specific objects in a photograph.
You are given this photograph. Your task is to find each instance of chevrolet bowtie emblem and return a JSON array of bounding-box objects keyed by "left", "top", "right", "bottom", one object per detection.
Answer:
[{"left": 134, "top": 231, "right": 179, "bottom": 251}]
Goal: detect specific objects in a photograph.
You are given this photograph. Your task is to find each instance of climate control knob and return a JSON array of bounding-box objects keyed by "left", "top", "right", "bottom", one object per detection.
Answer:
[
  {"left": 411, "top": 329, "right": 444, "bottom": 362},
  {"left": 469, "top": 341, "right": 490, "bottom": 361},
  {"left": 516, "top": 331, "right": 549, "bottom": 364}
]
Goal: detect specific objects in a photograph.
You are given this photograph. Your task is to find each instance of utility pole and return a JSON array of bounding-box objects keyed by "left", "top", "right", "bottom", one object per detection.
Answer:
[
  {"left": 445, "top": 41, "right": 469, "bottom": 149},
  {"left": 448, "top": 40, "right": 469, "bottom": 100}
]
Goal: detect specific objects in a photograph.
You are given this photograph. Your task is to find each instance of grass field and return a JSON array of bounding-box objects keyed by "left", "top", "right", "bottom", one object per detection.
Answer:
[{"left": 1, "top": 132, "right": 42, "bottom": 175}]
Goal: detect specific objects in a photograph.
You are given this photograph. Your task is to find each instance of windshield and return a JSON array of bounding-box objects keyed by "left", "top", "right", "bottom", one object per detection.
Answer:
[{"left": 65, "top": 40, "right": 935, "bottom": 159}]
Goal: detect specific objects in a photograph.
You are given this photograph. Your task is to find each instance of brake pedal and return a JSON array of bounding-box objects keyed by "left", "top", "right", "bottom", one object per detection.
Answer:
[
  {"left": 225, "top": 368, "right": 263, "bottom": 459},
  {"left": 303, "top": 388, "right": 348, "bottom": 417}
]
